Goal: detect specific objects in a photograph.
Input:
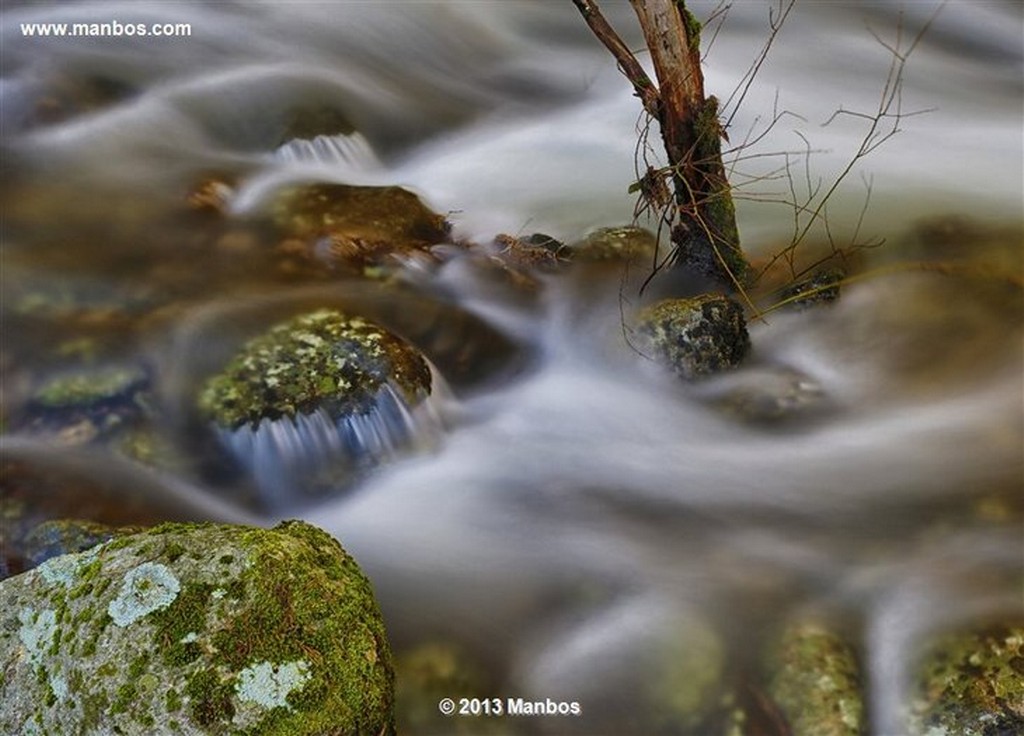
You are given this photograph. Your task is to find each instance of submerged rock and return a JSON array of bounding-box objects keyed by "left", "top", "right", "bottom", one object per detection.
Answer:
[
  {"left": 700, "top": 365, "right": 831, "bottom": 426},
  {"left": 277, "top": 104, "right": 356, "bottom": 145},
  {"left": 394, "top": 642, "right": 510, "bottom": 735},
  {"left": 0, "top": 520, "right": 395, "bottom": 736},
  {"left": 21, "top": 518, "right": 130, "bottom": 569},
  {"left": 22, "top": 365, "right": 150, "bottom": 444},
  {"left": 907, "top": 624, "right": 1024, "bottom": 736},
  {"left": 764, "top": 621, "right": 866, "bottom": 736},
  {"left": 197, "top": 309, "right": 438, "bottom": 508},
  {"left": 635, "top": 294, "right": 750, "bottom": 380}
]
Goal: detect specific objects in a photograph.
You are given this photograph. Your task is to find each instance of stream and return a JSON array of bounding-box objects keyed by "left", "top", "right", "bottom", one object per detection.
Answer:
[{"left": 2, "top": 2, "right": 1022, "bottom": 734}]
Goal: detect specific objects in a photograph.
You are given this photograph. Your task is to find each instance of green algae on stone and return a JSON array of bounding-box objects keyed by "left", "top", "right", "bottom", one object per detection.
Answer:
[
  {"left": 198, "top": 309, "right": 431, "bottom": 430},
  {"left": 764, "top": 621, "right": 866, "bottom": 736},
  {"left": 636, "top": 294, "right": 750, "bottom": 380},
  {"left": 32, "top": 367, "right": 146, "bottom": 410},
  {"left": 0, "top": 520, "right": 395, "bottom": 736},
  {"left": 907, "top": 624, "right": 1024, "bottom": 736}
]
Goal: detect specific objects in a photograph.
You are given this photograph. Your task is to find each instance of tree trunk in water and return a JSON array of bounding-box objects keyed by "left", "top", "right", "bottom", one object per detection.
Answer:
[{"left": 573, "top": 0, "right": 748, "bottom": 289}]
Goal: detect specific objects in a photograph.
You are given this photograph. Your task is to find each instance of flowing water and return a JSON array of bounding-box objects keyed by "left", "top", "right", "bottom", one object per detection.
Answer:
[{"left": 2, "top": 2, "right": 1022, "bottom": 734}]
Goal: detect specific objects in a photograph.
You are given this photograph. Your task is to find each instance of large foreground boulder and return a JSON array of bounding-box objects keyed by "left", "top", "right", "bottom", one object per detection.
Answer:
[{"left": 0, "top": 520, "right": 394, "bottom": 735}]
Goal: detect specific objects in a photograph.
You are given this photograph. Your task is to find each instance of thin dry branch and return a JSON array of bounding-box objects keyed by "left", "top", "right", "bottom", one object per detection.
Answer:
[
  {"left": 571, "top": 0, "right": 661, "bottom": 118},
  {"left": 721, "top": 0, "right": 796, "bottom": 132}
]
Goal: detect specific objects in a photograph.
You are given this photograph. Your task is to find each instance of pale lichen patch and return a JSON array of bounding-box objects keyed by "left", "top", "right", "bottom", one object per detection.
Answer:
[
  {"left": 18, "top": 608, "right": 57, "bottom": 665},
  {"left": 37, "top": 545, "right": 102, "bottom": 588},
  {"left": 108, "top": 562, "right": 180, "bottom": 627},
  {"left": 235, "top": 659, "right": 311, "bottom": 711}
]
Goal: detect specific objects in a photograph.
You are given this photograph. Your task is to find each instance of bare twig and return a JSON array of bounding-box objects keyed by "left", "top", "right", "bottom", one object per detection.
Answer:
[{"left": 571, "top": 0, "right": 661, "bottom": 118}]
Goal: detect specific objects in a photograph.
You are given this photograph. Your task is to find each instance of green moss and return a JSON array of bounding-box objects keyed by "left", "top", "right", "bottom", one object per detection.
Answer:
[
  {"left": 128, "top": 653, "right": 149, "bottom": 679},
  {"left": 110, "top": 681, "right": 137, "bottom": 714},
  {"left": 163, "top": 543, "right": 186, "bottom": 563},
  {"left": 910, "top": 625, "right": 1024, "bottom": 735},
  {"left": 165, "top": 688, "right": 182, "bottom": 713},
  {"left": 681, "top": 7, "right": 702, "bottom": 47},
  {"left": 197, "top": 309, "right": 431, "bottom": 430},
  {"left": 186, "top": 667, "right": 236, "bottom": 726},
  {"left": 693, "top": 96, "right": 746, "bottom": 285},
  {"left": 149, "top": 582, "right": 214, "bottom": 667},
  {"left": 765, "top": 621, "right": 865, "bottom": 736}
]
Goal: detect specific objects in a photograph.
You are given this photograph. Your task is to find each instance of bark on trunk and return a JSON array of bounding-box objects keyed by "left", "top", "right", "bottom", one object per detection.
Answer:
[{"left": 573, "top": 0, "right": 748, "bottom": 288}]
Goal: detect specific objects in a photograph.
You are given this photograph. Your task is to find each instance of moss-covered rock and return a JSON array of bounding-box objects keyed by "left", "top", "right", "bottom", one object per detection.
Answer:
[
  {"left": 198, "top": 309, "right": 430, "bottom": 431},
  {"left": 635, "top": 294, "right": 750, "bottom": 380},
  {"left": 0, "top": 520, "right": 395, "bottom": 735},
  {"left": 198, "top": 309, "right": 438, "bottom": 509},
  {"left": 764, "top": 621, "right": 866, "bottom": 736},
  {"left": 907, "top": 624, "right": 1024, "bottom": 736}
]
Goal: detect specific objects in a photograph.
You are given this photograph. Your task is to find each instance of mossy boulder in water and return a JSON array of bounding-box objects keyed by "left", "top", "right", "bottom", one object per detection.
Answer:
[
  {"left": 199, "top": 309, "right": 430, "bottom": 431},
  {"left": 907, "top": 624, "right": 1024, "bottom": 735},
  {"left": 636, "top": 294, "right": 749, "bottom": 379},
  {"left": 764, "top": 621, "right": 866, "bottom": 736},
  {"left": 198, "top": 309, "right": 437, "bottom": 508},
  {"left": 0, "top": 520, "right": 395, "bottom": 735}
]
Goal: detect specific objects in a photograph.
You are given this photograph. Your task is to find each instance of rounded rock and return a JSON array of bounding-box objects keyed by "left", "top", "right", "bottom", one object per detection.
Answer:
[
  {"left": 635, "top": 294, "right": 750, "bottom": 379},
  {"left": 198, "top": 309, "right": 431, "bottom": 431},
  {"left": 907, "top": 624, "right": 1024, "bottom": 736},
  {"left": 569, "top": 226, "right": 658, "bottom": 263},
  {"left": 764, "top": 621, "right": 866, "bottom": 736},
  {"left": 0, "top": 520, "right": 395, "bottom": 736}
]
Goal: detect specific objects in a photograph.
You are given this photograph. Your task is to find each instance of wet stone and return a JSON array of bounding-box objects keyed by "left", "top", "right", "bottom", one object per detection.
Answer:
[
  {"left": 699, "top": 366, "right": 831, "bottom": 425},
  {"left": 21, "top": 519, "right": 130, "bottom": 570},
  {"left": 0, "top": 520, "right": 395, "bottom": 736},
  {"left": 271, "top": 183, "right": 450, "bottom": 270},
  {"left": 276, "top": 104, "right": 356, "bottom": 145},
  {"left": 198, "top": 309, "right": 437, "bottom": 508},
  {"left": 21, "top": 366, "right": 150, "bottom": 445},
  {"left": 635, "top": 294, "right": 750, "bottom": 380},
  {"left": 907, "top": 624, "right": 1024, "bottom": 736},
  {"left": 569, "top": 226, "right": 658, "bottom": 263},
  {"left": 764, "top": 620, "right": 866, "bottom": 736},
  {"left": 778, "top": 268, "right": 845, "bottom": 309}
]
